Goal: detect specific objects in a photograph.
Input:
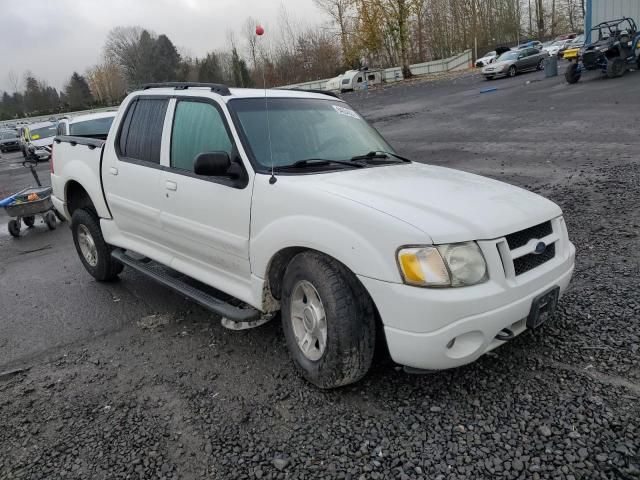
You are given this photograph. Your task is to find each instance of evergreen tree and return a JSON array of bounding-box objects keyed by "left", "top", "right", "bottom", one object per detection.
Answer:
[
  {"left": 152, "top": 34, "right": 180, "bottom": 82},
  {"left": 24, "top": 75, "right": 44, "bottom": 113},
  {"left": 231, "top": 48, "right": 253, "bottom": 87},
  {"left": 198, "top": 53, "right": 223, "bottom": 83},
  {"left": 64, "top": 72, "right": 93, "bottom": 110}
]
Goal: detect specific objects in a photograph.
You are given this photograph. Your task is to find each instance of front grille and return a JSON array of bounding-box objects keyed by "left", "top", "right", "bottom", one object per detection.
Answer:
[
  {"left": 505, "top": 221, "right": 552, "bottom": 249},
  {"left": 514, "top": 243, "right": 555, "bottom": 275}
]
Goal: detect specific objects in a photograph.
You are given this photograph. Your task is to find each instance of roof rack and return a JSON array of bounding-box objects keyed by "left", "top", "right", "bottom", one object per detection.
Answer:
[
  {"left": 280, "top": 88, "right": 340, "bottom": 99},
  {"left": 139, "top": 82, "right": 231, "bottom": 96}
]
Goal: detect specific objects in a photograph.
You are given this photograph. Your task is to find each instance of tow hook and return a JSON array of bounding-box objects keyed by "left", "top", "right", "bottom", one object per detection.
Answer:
[{"left": 495, "top": 328, "right": 515, "bottom": 342}]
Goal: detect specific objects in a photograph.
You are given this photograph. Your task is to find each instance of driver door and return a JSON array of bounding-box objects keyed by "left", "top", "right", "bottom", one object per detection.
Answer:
[{"left": 159, "top": 98, "right": 254, "bottom": 303}]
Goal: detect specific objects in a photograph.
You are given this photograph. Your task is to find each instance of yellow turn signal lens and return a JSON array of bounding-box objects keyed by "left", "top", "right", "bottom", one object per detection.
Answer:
[{"left": 397, "top": 247, "right": 450, "bottom": 287}]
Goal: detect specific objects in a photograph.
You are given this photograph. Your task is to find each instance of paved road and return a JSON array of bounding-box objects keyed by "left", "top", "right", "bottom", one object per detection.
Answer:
[{"left": 1, "top": 67, "right": 639, "bottom": 479}]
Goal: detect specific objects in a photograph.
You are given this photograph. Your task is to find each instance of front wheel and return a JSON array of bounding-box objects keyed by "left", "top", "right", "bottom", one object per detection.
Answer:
[
  {"left": 71, "top": 208, "right": 123, "bottom": 281},
  {"left": 281, "top": 251, "right": 376, "bottom": 388},
  {"left": 537, "top": 59, "right": 545, "bottom": 70},
  {"left": 8, "top": 219, "right": 20, "bottom": 237},
  {"left": 565, "top": 63, "right": 581, "bottom": 84},
  {"left": 508, "top": 65, "right": 517, "bottom": 77},
  {"left": 44, "top": 211, "right": 56, "bottom": 230}
]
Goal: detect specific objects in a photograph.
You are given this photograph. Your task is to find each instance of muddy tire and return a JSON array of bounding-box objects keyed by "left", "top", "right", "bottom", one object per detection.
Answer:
[
  {"left": 281, "top": 251, "right": 376, "bottom": 389},
  {"left": 71, "top": 208, "right": 123, "bottom": 281},
  {"left": 565, "top": 63, "right": 581, "bottom": 84},
  {"left": 607, "top": 58, "right": 626, "bottom": 78}
]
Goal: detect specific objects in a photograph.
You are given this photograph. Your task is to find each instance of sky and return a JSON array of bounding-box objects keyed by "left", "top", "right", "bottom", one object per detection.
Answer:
[{"left": 0, "top": 0, "right": 320, "bottom": 94}]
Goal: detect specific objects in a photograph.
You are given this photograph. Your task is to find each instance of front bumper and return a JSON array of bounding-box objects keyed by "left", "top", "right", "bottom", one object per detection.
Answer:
[{"left": 359, "top": 222, "right": 576, "bottom": 370}]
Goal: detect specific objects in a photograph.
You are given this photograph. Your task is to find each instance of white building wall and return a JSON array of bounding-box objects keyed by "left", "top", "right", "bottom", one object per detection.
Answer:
[{"left": 590, "top": 0, "right": 640, "bottom": 28}]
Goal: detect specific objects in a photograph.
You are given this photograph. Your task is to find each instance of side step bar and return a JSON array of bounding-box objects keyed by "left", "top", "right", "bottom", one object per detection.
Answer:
[{"left": 111, "top": 249, "right": 261, "bottom": 322}]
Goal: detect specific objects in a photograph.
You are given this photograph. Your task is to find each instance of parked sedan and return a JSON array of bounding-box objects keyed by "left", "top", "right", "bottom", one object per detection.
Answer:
[
  {"left": 0, "top": 129, "right": 20, "bottom": 153},
  {"left": 475, "top": 51, "right": 498, "bottom": 67},
  {"left": 482, "top": 48, "right": 548, "bottom": 79},
  {"left": 544, "top": 39, "right": 571, "bottom": 57}
]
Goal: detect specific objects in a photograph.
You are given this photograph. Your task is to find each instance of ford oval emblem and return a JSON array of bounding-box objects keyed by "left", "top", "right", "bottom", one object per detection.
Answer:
[{"left": 534, "top": 241, "right": 547, "bottom": 255}]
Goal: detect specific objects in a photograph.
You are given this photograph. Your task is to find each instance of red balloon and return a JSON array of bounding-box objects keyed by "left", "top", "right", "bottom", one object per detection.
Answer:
[{"left": 256, "top": 25, "right": 264, "bottom": 36}]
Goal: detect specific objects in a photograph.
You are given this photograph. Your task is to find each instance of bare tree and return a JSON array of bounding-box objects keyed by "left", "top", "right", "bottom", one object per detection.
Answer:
[
  {"left": 313, "top": 0, "right": 354, "bottom": 64},
  {"left": 7, "top": 71, "right": 21, "bottom": 93},
  {"left": 103, "top": 26, "right": 145, "bottom": 85}
]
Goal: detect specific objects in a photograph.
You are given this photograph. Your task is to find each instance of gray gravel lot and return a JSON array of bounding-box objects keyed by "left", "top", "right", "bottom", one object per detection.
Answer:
[{"left": 1, "top": 68, "right": 639, "bottom": 480}]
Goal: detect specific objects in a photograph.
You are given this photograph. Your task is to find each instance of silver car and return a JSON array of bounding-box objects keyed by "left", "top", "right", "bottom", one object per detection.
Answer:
[{"left": 482, "top": 48, "right": 548, "bottom": 79}]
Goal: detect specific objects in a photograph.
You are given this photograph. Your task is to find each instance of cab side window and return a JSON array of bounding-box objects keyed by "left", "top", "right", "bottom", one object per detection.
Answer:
[
  {"left": 170, "top": 101, "right": 233, "bottom": 172},
  {"left": 118, "top": 98, "right": 168, "bottom": 164}
]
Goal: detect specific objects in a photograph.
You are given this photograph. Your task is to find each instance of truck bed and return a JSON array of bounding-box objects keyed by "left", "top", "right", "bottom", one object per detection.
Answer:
[{"left": 50, "top": 135, "right": 111, "bottom": 220}]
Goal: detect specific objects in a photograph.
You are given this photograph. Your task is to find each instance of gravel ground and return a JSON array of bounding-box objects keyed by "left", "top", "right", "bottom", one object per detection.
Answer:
[{"left": 1, "top": 68, "right": 639, "bottom": 479}]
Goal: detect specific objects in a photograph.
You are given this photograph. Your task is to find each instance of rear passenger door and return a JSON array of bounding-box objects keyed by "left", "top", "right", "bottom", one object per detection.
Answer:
[
  {"left": 102, "top": 96, "right": 170, "bottom": 251},
  {"left": 526, "top": 48, "right": 540, "bottom": 68},
  {"left": 159, "top": 97, "right": 254, "bottom": 303}
]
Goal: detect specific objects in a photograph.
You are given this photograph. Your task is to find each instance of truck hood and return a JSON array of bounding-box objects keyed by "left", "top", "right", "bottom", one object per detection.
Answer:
[
  {"left": 32, "top": 137, "right": 54, "bottom": 148},
  {"left": 313, "top": 163, "right": 562, "bottom": 244}
]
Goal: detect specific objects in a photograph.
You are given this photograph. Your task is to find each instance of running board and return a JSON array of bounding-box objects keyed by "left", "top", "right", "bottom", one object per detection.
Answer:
[{"left": 111, "top": 249, "right": 261, "bottom": 323}]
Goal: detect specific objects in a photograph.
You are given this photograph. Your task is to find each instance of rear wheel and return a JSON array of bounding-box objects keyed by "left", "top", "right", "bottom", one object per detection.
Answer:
[
  {"left": 44, "top": 211, "right": 57, "bottom": 230},
  {"left": 565, "top": 63, "right": 581, "bottom": 84},
  {"left": 607, "top": 58, "right": 626, "bottom": 78},
  {"left": 508, "top": 65, "right": 517, "bottom": 77},
  {"left": 281, "top": 251, "right": 376, "bottom": 388},
  {"left": 536, "top": 58, "right": 545, "bottom": 70},
  {"left": 71, "top": 208, "right": 123, "bottom": 281}
]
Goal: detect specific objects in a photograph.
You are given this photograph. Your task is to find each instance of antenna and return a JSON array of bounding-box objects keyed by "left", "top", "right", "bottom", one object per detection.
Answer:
[{"left": 256, "top": 24, "right": 276, "bottom": 185}]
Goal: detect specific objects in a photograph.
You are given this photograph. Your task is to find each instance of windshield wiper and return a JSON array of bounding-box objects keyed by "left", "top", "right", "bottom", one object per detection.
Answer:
[
  {"left": 274, "top": 158, "right": 365, "bottom": 170},
  {"left": 350, "top": 151, "right": 411, "bottom": 163}
]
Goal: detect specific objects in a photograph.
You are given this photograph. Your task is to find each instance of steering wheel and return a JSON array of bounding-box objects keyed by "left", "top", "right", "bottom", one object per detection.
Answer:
[{"left": 317, "top": 136, "right": 349, "bottom": 153}]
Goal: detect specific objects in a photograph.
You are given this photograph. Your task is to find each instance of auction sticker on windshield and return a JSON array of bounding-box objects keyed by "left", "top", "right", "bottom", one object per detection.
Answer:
[{"left": 333, "top": 105, "right": 360, "bottom": 119}]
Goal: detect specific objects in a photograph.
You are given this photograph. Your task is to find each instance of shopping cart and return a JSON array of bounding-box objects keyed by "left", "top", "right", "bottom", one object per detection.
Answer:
[{"left": 1, "top": 159, "right": 59, "bottom": 237}]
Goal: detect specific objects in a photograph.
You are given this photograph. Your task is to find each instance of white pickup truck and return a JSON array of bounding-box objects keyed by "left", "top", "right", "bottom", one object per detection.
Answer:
[{"left": 51, "top": 83, "right": 575, "bottom": 388}]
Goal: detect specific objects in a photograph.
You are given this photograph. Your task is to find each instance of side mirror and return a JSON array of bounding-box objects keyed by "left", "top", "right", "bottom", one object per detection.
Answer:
[{"left": 193, "top": 151, "right": 231, "bottom": 176}]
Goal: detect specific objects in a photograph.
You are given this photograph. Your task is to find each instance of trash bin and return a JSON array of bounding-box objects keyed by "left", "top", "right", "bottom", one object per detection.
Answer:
[{"left": 545, "top": 55, "right": 558, "bottom": 77}]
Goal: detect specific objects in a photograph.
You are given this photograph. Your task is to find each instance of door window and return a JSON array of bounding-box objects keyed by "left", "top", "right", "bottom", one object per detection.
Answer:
[
  {"left": 118, "top": 98, "right": 168, "bottom": 164},
  {"left": 170, "top": 101, "right": 233, "bottom": 172}
]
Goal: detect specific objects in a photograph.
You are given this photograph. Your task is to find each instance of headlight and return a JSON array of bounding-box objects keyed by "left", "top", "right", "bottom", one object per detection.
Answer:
[{"left": 397, "top": 242, "right": 488, "bottom": 288}]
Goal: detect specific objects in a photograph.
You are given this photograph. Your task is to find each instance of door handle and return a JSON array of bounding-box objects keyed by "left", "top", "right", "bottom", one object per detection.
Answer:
[
  {"left": 109, "top": 167, "right": 118, "bottom": 175},
  {"left": 165, "top": 181, "right": 177, "bottom": 191}
]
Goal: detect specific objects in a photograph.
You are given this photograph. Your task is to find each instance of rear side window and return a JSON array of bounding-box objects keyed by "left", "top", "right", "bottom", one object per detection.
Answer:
[
  {"left": 170, "top": 101, "right": 232, "bottom": 172},
  {"left": 119, "top": 98, "right": 168, "bottom": 164}
]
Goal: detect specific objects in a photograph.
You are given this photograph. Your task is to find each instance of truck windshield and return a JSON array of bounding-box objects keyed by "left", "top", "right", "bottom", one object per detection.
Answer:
[
  {"left": 69, "top": 116, "right": 115, "bottom": 136},
  {"left": 229, "top": 97, "right": 393, "bottom": 170},
  {"left": 30, "top": 125, "right": 57, "bottom": 140}
]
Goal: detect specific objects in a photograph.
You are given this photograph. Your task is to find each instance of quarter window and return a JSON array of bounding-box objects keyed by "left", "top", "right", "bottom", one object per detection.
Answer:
[
  {"left": 119, "top": 98, "right": 168, "bottom": 164},
  {"left": 170, "top": 101, "right": 232, "bottom": 172}
]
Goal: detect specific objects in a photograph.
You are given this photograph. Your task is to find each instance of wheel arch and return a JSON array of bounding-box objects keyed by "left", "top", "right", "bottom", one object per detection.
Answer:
[
  {"left": 262, "top": 246, "right": 383, "bottom": 326},
  {"left": 65, "top": 180, "right": 95, "bottom": 217}
]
